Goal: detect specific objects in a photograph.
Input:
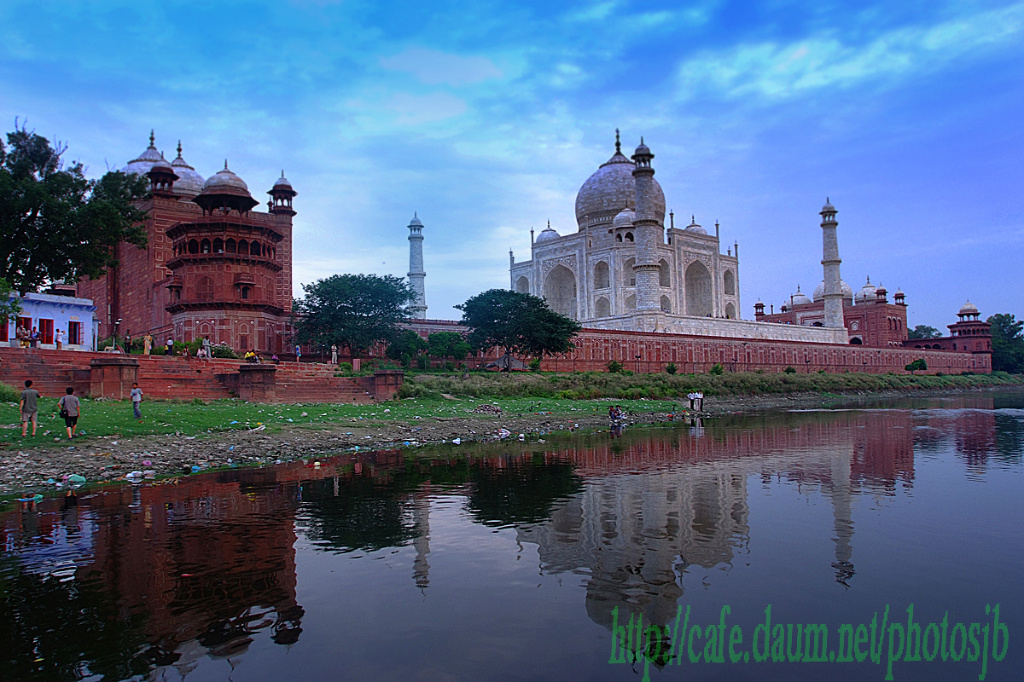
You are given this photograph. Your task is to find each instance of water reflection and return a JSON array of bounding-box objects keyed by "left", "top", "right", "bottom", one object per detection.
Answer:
[{"left": 1, "top": 391, "right": 1021, "bottom": 681}]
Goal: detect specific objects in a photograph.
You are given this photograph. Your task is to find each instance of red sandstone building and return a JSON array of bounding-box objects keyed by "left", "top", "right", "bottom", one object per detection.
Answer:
[
  {"left": 77, "top": 133, "right": 295, "bottom": 352},
  {"left": 754, "top": 277, "right": 910, "bottom": 347}
]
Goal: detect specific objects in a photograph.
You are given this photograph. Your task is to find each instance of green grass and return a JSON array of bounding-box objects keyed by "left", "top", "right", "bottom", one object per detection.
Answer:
[
  {"left": 399, "top": 369, "right": 1024, "bottom": 400},
  {"left": 0, "top": 395, "right": 680, "bottom": 448}
]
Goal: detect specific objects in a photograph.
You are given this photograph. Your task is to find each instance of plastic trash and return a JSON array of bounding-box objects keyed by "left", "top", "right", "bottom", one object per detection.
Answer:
[
  {"left": 453, "top": 438, "right": 462, "bottom": 445},
  {"left": 68, "top": 474, "right": 86, "bottom": 486},
  {"left": 142, "top": 460, "right": 152, "bottom": 466},
  {"left": 191, "top": 465, "right": 201, "bottom": 473}
]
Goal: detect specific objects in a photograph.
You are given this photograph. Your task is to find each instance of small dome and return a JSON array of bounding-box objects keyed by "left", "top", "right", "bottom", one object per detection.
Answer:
[
  {"left": 821, "top": 197, "right": 835, "bottom": 212},
  {"left": 684, "top": 215, "right": 707, "bottom": 235},
  {"left": 121, "top": 130, "right": 163, "bottom": 176},
  {"left": 408, "top": 212, "right": 423, "bottom": 227},
  {"left": 894, "top": 288, "right": 905, "bottom": 297},
  {"left": 959, "top": 301, "right": 979, "bottom": 315},
  {"left": 535, "top": 224, "right": 561, "bottom": 243},
  {"left": 202, "top": 161, "right": 250, "bottom": 193},
  {"left": 813, "top": 279, "right": 853, "bottom": 302},
  {"left": 854, "top": 276, "right": 877, "bottom": 303},
  {"left": 633, "top": 139, "right": 651, "bottom": 158},
  {"left": 170, "top": 141, "right": 205, "bottom": 197},
  {"left": 151, "top": 158, "right": 174, "bottom": 173},
  {"left": 193, "top": 160, "right": 258, "bottom": 213},
  {"left": 612, "top": 207, "right": 635, "bottom": 229},
  {"left": 791, "top": 286, "right": 812, "bottom": 306}
]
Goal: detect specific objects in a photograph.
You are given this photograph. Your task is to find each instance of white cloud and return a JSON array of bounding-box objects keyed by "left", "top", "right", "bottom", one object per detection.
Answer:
[
  {"left": 676, "top": 3, "right": 1024, "bottom": 101},
  {"left": 379, "top": 47, "right": 503, "bottom": 86}
]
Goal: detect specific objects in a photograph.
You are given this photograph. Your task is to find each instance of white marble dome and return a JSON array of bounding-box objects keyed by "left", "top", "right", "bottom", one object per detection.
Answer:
[
  {"left": 684, "top": 216, "right": 707, "bottom": 235},
  {"left": 170, "top": 142, "right": 205, "bottom": 198},
  {"left": 202, "top": 162, "right": 250, "bottom": 193},
  {"left": 612, "top": 207, "right": 635, "bottom": 229},
  {"left": 575, "top": 134, "right": 665, "bottom": 230},
  {"left": 121, "top": 131, "right": 162, "bottom": 176},
  {"left": 535, "top": 224, "right": 561, "bottom": 243},
  {"left": 813, "top": 279, "right": 853, "bottom": 302},
  {"left": 959, "top": 301, "right": 979, "bottom": 316},
  {"left": 854, "top": 276, "right": 877, "bottom": 303},
  {"left": 791, "top": 286, "right": 812, "bottom": 306}
]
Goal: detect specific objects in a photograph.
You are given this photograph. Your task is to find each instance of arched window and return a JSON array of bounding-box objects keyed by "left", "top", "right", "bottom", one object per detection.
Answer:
[
  {"left": 515, "top": 276, "right": 529, "bottom": 294},
  {"left": 241, "top": 286, "right": 250, "bottom": 300},
  {"left": 616, "top": 234, "right": 623, "bottom": 242},
  {"left": 593, "top": 261, "right": 610, "bottom": 289},
  {"left": 595, "top": 296, "right": 611, "bottom": 317},
  {"left": 623, "top": 258, "right": 636, "bottom": 287},
  {"left": 213, "top": 238, "right": 224, "bottom": 253},
  {"left": 659, "top": 259, "right": 670, "bottom": 287},
  {"left": 238, "top": 240, "right": 249, "bottom": 256},
  {"left": 723, "top": 270, "right": 736, "bottom": 296},
  {"left": 188, "top": 240, "right": 199, "bottom": 254},
  {"left": 201, "top": 239, "right": 211, "bottom": 254},
  {"left": 196, "top": 276, "right": 214, "bottom": 301},
  {"left": 660, "top": 295, "right": 671, "bottom": 313},
  {"left": 625, "top": 232, "right": 634, "bottom": 242},
  {"left": 226, "top": 239, "right": 237, "bottom": 254}
]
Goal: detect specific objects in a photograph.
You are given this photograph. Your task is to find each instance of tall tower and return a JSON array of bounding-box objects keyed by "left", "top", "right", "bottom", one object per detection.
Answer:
[
  {"left": 820, "top": 199, "right": 844, "bottom": 329},
  {"left": 631, "top": 139, "right": 662, "bottom": 313},
  {"left": 407, "top": 213, "right": 427, "bottom": 319}
]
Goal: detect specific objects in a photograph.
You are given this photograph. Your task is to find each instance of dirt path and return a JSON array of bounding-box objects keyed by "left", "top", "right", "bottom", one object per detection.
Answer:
[{"left": 0, "top": 387, "right": 1010, "bottom": 499}]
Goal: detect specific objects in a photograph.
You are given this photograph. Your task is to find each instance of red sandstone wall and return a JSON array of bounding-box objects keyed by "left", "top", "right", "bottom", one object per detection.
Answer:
[{"left": 537, "top": 327, "right": 990, "bottom": 374}]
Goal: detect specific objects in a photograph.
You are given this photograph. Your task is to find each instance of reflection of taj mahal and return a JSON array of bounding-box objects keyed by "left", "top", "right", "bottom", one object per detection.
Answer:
[{"left": 510, "top": 131, "right": 741, "bottom": 333}]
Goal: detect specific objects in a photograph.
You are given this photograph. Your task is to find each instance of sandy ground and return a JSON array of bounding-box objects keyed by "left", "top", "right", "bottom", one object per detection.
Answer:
[{"left": 0, "top": 388, "right": 1011, "bottom": 498}]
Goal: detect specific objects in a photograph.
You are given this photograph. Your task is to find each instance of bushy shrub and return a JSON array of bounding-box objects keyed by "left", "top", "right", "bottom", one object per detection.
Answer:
[
  {"left": 607, "top": 360, "right": 623, "bottom": 373},
  {"left": 710, "top": 363, "right": 724, "bottom": 375},
  {"left": 211, "top": 344, "right": 238, "bottom": 359},
  {"left": 784, "top": 366, "right": 797, "bottom": 374},
  {"left": 665, "top": 362, "right": 677, "bottom": 375},
  {"left": 0, "top": 382, "right": 21, "bottom": 402},
  {"left": 528, "top": 357, "right": 542, "bottom": 371}
]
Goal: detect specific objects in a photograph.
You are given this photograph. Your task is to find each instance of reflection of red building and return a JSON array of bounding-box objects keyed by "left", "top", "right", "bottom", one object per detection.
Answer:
[{"left": 77, "top": 133, "right": 295, "bottom": 352}]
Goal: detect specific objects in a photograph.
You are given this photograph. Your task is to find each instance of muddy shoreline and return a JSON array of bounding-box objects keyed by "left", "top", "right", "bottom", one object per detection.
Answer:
[{"left": 2, "top": 386, "right": 1018, "bottom": 499}]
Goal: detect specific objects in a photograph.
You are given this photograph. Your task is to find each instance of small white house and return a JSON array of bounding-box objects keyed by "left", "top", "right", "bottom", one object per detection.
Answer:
[{"left": 4, "top": 292, "right": 99, "bottom": 350}]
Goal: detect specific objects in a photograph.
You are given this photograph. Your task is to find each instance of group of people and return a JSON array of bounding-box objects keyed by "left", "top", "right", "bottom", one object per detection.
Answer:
[
  {"left": 19, "top": 379, "right": 145, "bottom": 441},
  {"left": 13, "top": 325, "right": 66, "bottom": 349},
  {"left": 608, "top": 405, "right": 626, "bottom": 421},
  {"left": 687, "top": 391, "right": 705, "bottom": 411}
]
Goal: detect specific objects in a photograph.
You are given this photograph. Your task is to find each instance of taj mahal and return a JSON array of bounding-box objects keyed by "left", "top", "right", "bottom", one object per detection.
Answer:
[{"left": 508, "top": 131, "right": 848, "bottom": 345}]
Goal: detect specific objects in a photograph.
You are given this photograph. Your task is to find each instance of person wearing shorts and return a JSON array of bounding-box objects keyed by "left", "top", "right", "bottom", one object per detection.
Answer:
[
  {"left": 20, "top": 379, "right": 41, "bottom": 437},
  {"left": 57, "top": 386, "right": 81, "bottom": 439}
]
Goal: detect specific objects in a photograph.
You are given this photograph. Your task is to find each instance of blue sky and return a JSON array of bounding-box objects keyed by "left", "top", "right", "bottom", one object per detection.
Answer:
[{"left": 2, "top": 0, "right": 1021, "bottom": 329}]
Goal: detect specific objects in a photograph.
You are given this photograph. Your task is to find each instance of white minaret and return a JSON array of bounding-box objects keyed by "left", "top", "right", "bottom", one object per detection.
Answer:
[
  {"left": 820, "top": 199, "right": 844, "bottom": 329},
  {"left": 631, "top": 138, "right": 662, "bottom": 313},
  {"left": 407, "top": 213, "right": 427, "bottom": 319}
]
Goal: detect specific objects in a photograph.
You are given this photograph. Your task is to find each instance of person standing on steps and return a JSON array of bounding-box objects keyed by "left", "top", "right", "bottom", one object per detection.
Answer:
[
  {"left": 130, "top": 382, "right": 144, "bottom": 421},
  {"left": 20, "top": 380, "right": 41, "bottom": 437},
  {"left": 331, "top": 344, "right": 338, "bottom": 365},
  {"left": 143, "top": 333, "right": 153, "bottom": 355},
  {"left": 295, "top": 344, "right": 301, "bottom": 363},
  {"left": 57, "top": 386, "right": 81, "bottom": 440}
]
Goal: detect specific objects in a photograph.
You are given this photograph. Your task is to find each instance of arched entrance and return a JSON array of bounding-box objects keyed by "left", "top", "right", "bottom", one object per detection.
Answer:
[
  {"left": 544, "top": 265, "right": 577, "bottom": 319},
  {"left": 515, "top": 276, "right": 529, "bottom": 294},
  {"left": 684, "top": 261, "right": 712, "bottom": 317}
]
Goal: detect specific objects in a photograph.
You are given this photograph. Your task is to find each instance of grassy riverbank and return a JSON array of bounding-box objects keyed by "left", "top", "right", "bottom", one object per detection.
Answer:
[{"left": 399, "top": 369, "right": 1024, "bottom": 400}]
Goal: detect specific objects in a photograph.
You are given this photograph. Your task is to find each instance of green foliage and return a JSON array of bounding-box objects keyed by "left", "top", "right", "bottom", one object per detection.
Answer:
[
  {"left": 905, "top": 358, "right": 928, "bottom": 374},
  {"left": 211, "top": 343, "right": 238, "bottom": 359},
  {"left": 294, "top": 273, "right": 414, "bottom": 357},
  {"left": 427, "top": 331, "right": 472, "bottom": 362},
  {"left": 907, "top": 325, "right": 942, "bottom": 340},
  {"left": 784, "top": 366, "right": 797, "bottom": 374},
  {"left": 528, "top": 357, "right": 542, "bottom": 371},
  {"left": 0, "top": 382, "right": 20, "bottom": 402},
  {"left": 709, "top": 363, "right": 724, "bottom": 375},
  {"left": 988, "top": 313, "right": 1024, "bottom": 373},
  {"left": 0, "top": 278, "right": 21, "bottom": 323},
  {"left": 665, "top": 362, "right": 677, "bottom": 375},
  {"left": 606, "top": 360, "right": 623, "bottom": 373},
  {"left": 456, "top": 289, "right": 581, "bottom": 361},
  {"left": 386, "top": 329, "right": 428, "bottom": 363},
  {"left": 0, "top": 124, "right": 149, "bottom": 293}
]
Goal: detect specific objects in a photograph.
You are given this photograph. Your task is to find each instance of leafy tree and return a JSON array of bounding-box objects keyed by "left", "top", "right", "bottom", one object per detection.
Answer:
[
  {"left": 907, "top": 325, "right": 942, "bottom": 339},
  {"left": 456, "top": 289, "right": 581, "bottom": 363},
  {"left": 988, "top": 313, "right": 1024, "bottom": 373},
  {"left": 0, "top": 277, "right": 21, "bottom": 323},
  {"left": 904, "top": 358, "right": 927, "bottom": 374},
  {"left": 0, "top": 123, "right": 149, "bottom": 293},
  {"left": 386, "top": 329, "right": 428, "bottom": 366},
  {"left": 427, "top": 331, "right": 471, "bottom": 362},
  {"left": 294, "top": 274, "right": 414, "bottom": 357}
]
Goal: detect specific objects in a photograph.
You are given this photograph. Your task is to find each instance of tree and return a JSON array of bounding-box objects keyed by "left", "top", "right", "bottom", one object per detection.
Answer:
[
  {"left": 907, "top": 325, "right": 942, "bottom": 340},
  {"left": 386, "top": 329, "right": 428, "bottom": 366},
  {"left": 427, "top": 331, "right": 472, "bottom": 363},
  {"left": 456, "top": 289, "right": 581, "bottom": 362},
  {"left": 904, "top": 358, "right": 927, "bottom": 374},
  {"left": 0, "top": 123, "right": 149, "bottom": 293},
  {"left": 988, "top": 313, "right": 1024, "bottom": 373},
  {"left": 0, "top": 278, "right": 21, "bottom": 324},
  {"left": 293, "top": 274, "right": 414, "bottom": 357}
]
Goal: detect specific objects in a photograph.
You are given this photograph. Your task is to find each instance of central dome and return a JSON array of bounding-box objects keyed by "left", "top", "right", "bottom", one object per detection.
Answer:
[{"left": 574, "top": 134, "right": 665, "bottom": 231}]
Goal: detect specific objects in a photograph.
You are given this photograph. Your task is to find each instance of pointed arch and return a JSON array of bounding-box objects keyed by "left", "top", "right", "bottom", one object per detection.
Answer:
[
  {"left": 593, "top": 261, "right": 610, "bottom": 289},
  {"left": 684, "top": 261, "right": 712, "bottom": 317},
  {"left": 543, "top": 265, "right": 577, "bottom": 319}
]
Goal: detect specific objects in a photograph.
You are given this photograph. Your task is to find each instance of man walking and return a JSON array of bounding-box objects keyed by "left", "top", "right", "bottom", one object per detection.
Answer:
[
  {"left": 20, "top": 380, "right": 41, "bottom": 437},
  {"left": 57, "top": 387, "right": 81, "bottom": 440},
  {"left": 130, "top": 382, "right": 144, "bottom": 421}
]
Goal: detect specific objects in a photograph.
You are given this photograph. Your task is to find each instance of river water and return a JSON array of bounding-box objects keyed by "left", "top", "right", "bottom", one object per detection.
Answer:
[{"left": 2, "top": 391, "right": 1022, "bottom": 681}]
